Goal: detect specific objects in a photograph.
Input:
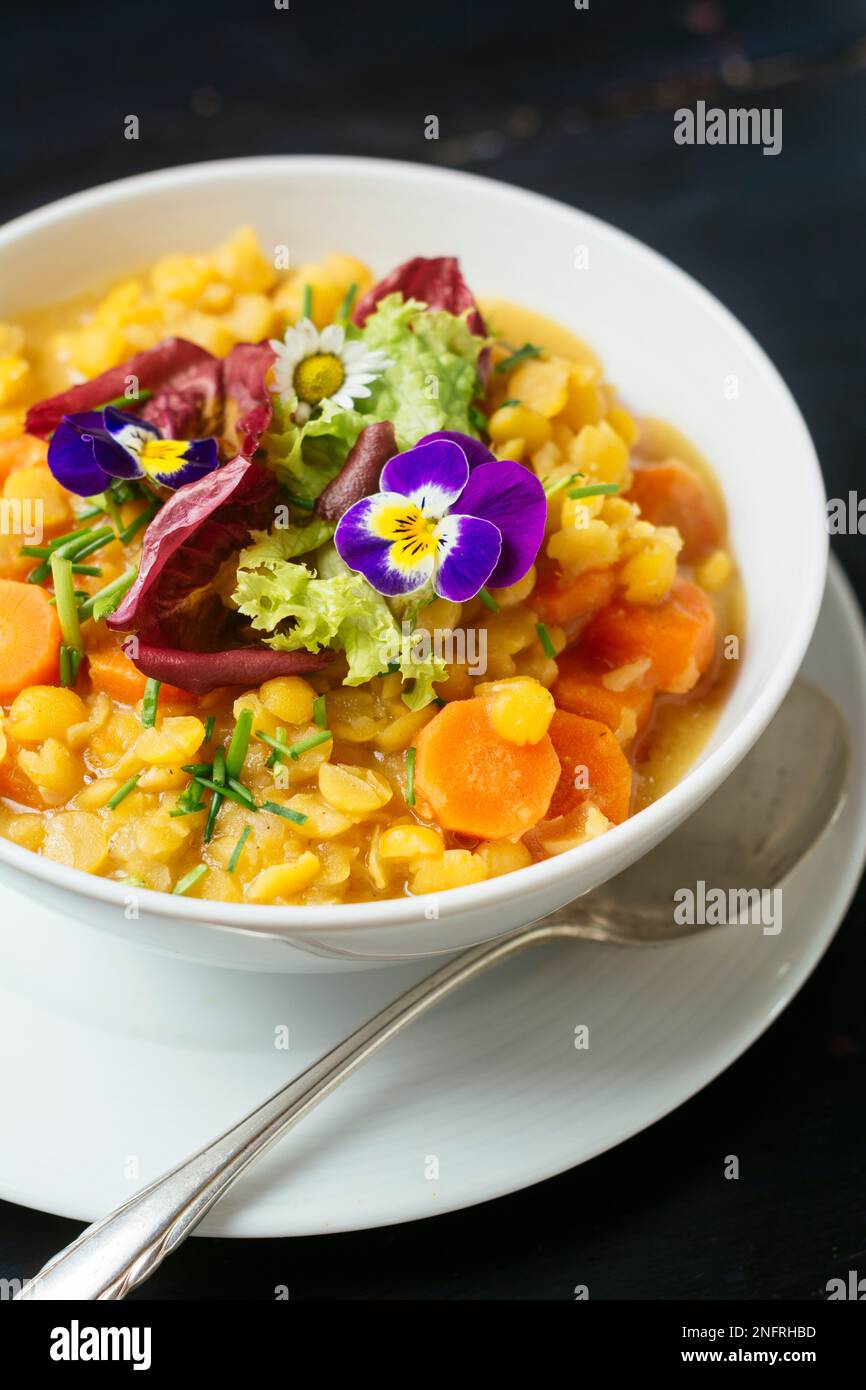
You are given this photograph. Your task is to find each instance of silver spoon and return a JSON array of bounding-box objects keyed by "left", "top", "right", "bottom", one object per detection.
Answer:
[{"left": 16, "top": 679, "right": 847, "bottom": 1300}]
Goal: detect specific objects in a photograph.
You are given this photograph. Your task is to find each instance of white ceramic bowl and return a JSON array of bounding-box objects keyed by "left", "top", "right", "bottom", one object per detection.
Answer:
[{"left": 0, "top": 157, "right": 827, "bottom": 972}]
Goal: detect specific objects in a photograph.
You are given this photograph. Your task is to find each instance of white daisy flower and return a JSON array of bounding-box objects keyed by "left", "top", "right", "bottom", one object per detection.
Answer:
[{"left": 268, "top": 318, "right": 392, "bottom": 424}]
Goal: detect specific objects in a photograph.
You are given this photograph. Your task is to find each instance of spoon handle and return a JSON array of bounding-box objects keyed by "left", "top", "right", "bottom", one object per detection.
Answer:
[{"left": 18, "top": 918, "right": 566, "bottom": 1300}]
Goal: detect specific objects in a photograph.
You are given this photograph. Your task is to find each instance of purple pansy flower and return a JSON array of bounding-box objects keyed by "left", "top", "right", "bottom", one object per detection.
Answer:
[
  {"left": 47, "top": 405, "right": 219, "bottom": 498},
  {"left": 333, "top": 433, "right": 547, "bottom": 603}
]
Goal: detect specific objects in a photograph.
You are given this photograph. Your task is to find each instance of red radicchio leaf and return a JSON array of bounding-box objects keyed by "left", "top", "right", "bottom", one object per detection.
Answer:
[
  {"left": 140, "top": 358, "right": 223, "bottom": 441},
  {"left": 315, "top": 421, "right": 398, "bottom": 521},
  {"left": 221, "top": 340, "right": 276, "bottom": 458},
  {"left": 107, "top": 454, "right": 277, "bottom": 642},
  {"left": 353, "top": 257, "right": 486, "bottom": 335},
  {"left": 26, "top": 336, "right": 274, "bottom": 457},
  {"left": 129, "top": 643, "right": 333, "bottom": 695},
  {"left": 25, "top": 338, "right": 221, "bottom": 440},
  {"left": 352, "top": 255, "right": 489, "bottom": 387}
]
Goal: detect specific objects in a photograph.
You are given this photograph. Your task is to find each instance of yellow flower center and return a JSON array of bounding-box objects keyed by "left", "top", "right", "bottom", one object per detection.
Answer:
[
  {"left": 140, "top": 439, "right": 189, "bottom": 477},
  {"left": 293, "top": 353, "right": 345, "bottom": 405},
  {"left": 374, "top": 503, "right": 439, "bottom": 567}
]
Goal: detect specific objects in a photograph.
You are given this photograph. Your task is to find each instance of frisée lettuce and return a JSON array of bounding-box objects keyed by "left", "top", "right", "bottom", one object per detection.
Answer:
[{"left": 233, "top": 535, "right": 446, "bottom": 709}]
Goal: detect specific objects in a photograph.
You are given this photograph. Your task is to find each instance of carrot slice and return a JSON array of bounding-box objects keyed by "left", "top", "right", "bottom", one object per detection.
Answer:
[
  {"left": 532, "top": 566, "right": 617, "bottom": 627},
  {"left": 0, "top": 754, "right": 49, "bottom": 809},
  {"left": 0, "top": 580, "right": 61, "bottom": 701},
  {"left": 547, "top": 709, "right": 633, "bottom": 825},
  {"left": 87, "top": 644, "right": 196, "bottom": 707},
  {"left": 627, "top": 460, "right": 722, "bottom": 561},
  {"left": 582, "top": 579, "right": 717, "bottom": 695},
  {"left": 414, "top": 697, "right": 561, "bottom": 839},
  {"left": 553, "top": 646, "right": 654, "bottom": 743}
]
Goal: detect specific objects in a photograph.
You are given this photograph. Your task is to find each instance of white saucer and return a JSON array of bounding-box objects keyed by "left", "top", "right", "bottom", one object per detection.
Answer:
[{"left": 1, "top": 555, "right": 863, "bottom": 1238}]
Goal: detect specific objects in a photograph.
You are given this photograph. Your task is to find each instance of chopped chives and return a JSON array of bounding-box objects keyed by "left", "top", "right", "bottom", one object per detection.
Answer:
[
  {"left": 542, "top": 471, "right": 578, "bottom": 498},
  {"left": 20, "top": 524, "right": 96, "bottom": 559},
  {"left": 256, "top": 728, "right": 331, "bottom": 761},
  {"left": 227, "top": 825, "right": 252, "bottom": 873},
  {"left": 66, "top": 529, "right": 115, "bottom": 563},
  {"left": 495, "top": 342, "right": 542, "bottom": 374},
  {"left": 228, "top": 776, "right": 256, "bottom": 805},
  {"left": 114, "top": 481, "right": 146, "bottom": 503},
  {"left": 261, "top": 800, "right": 308, "bottom": 825},
  {"left": 102, "top": 490, "right": 124, "bottom": 536},
  {"left": 406, "top": 747, "right": 416, "bottom": 806},
  {"left": 119, "top": 501, "right": 159, "bottom": 545},
  {"left": 265, "top": 725, "right": 285, "bottom": 769},
  {"left": 33, "top": 527, "right": 109, "bottom": 583},
  {"left": 567, "top": 482, "right": 619, "bottom": 500},
  {"left": 141, "top": 678, "right": 160, "bottom": 727},
  {"left": 169, "top": 799, "right": 206, "bottom": 818},
  {"left": 337, "top": 281, "right": 358, "bottom": 322},
  {"left": 57, "top": 645, "right": 82, "bottom": 685},
  {"left": 30, "top": 529, "right": 114, "bottom": 585},
  {"left": 136, "top": 477, "right": 164, "bottom": 505},
  {"left": 106, "top": 774, "right": 141, "bottom": 809},
  {"left": 50, "top": 524, "right": 103, "bottom": 551},
  {"left": 169, "top": 779, "right": 207, "bottom": 817},
  {"left": 93, "top": 569, "right": 136, "bottom": 621},
  {"left": 478, "top": 586, "right": 500, "bottom": 613},
  {"left": 499, "top": 398, "right": 521, "bottom": 409},
  {"left": 203, "top": 751, "right": 225, "bottom": 844},
  {"left": 50, "top": 552, "right": 81, "bottom": 655},
  {"left": 195, "top": 776, "right": 254, "bottom": 810},
  {"left": 313, "top": 695, "right": 328, "bottom": 729},
  {"left": 203, "top": 716, "right": 215, "bottom": 744},
  {"left": 78, "top": 567, "right": 137, "bottom": 622},
  {"left": 536, "top": 621, "right": 556, "bottom": 658},
  {"left": 49, "top": 590, "right": 89, "bottom": 605},
  {"left": 226, "top": 707, "right": 253, "bottom": 779},
  {"left": 70, "top": 564, "right": 103, "bottom": 577},
  {"left": 181, "top": 762, "right": 214, "bottom": 777},
  {"left": 256, "top": 728, "right": 288, "bottom": 761},
  {"left": 203, "top": 796, "right": 222, "bottom": 843},
  {"left": 286, "top": 729, "right": 332, "bottom": 760},
  {"left": 173, "top": 864, "right": 208, "bottom": 896},
  {"left": 301, "top": 283, "right": 313, "bottom": 319}
]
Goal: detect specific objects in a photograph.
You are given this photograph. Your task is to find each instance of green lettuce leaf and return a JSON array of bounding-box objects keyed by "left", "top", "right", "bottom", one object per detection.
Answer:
[
  {"left": 246, "top": 517, "right": 334, "bottom": 562},
  {"left": 262, "top": 400, "right": 363, "bottom": 505},
  {"left": 359, "top": 294, "right": 484, "bottom": 448},
  {"left": 233, "top": 537, "right": 446, "bottom": 707}
]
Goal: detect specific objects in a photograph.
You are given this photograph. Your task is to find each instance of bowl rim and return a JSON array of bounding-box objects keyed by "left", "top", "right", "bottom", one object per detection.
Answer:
[{"left": 0, "top": 154, "right": 828, "bottom": 932}]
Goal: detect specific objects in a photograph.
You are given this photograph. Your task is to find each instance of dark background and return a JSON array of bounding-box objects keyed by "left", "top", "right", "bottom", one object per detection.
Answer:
[{"left": 1, "top": 0, "right": 864, "bottom": 1299}]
